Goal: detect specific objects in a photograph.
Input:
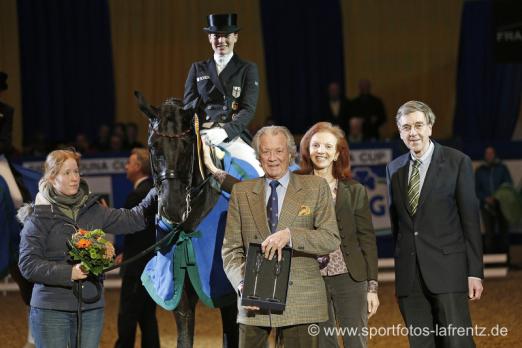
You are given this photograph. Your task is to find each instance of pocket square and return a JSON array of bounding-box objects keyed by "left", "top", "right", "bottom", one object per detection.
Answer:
[{"left": 298, "top": 205, "right": 311, "bottom": 216}]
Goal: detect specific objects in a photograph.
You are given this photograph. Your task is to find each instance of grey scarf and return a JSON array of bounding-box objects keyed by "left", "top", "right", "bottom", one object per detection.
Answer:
[{"left": 41, "top": 179, "right": 90, "bottom": 220}]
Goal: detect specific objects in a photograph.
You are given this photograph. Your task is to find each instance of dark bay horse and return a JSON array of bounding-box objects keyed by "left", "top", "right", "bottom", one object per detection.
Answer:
[{"left": 135, "top": 91, "right": 239, "bottom": 347}]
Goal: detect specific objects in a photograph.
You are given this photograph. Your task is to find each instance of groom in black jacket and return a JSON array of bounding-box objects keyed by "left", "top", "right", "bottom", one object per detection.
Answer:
[
  {"left": 115, "top": 148, "right": 159, "bottom": 348},
  {"left": 386, "top": 101, "right": 483, "bottom": 348}
]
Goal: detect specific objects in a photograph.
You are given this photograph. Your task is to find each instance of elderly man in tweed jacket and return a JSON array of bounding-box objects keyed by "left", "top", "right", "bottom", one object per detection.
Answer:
[{"left": 222, "top": 125, "right": 340, "bottom": 348}]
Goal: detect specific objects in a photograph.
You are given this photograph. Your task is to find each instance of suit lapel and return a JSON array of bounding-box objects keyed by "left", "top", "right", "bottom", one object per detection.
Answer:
[
  {"left": 277, "top": 173, "right": 302, "bottom": 231},
  {"left": 335, "top": 181, "right": 349, "bottom": 217},
  {"left": 395, "top": 154, "right": 411, "bottom": 215},
  {"left": 416, "top": 142, "right": 443, "bottom": 212},
  {"left": 246, "top": 179, "right": 270, "bottom": 239},
  {"left": 206, "top": 58, "right": 226, "bottom": 96},
  {"left": 219, "top": 54, "right": 239, "bottom": 87}
]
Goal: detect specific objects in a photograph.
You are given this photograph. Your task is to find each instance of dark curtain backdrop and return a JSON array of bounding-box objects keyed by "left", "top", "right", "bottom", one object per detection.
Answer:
[
  {"left": 260, "top": 0, "right": 345, "bottom": 134},
  {"left": 454, "top": 0, "right": 522, "bottom": 141},
  {"left": 17, "top": 0, "right": 115, "bottom": 144}
]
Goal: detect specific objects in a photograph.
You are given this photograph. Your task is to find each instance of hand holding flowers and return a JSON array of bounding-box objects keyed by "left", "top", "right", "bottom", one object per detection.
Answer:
[{"left": 68, "top": 228, "right": 115, "bottom": 276}]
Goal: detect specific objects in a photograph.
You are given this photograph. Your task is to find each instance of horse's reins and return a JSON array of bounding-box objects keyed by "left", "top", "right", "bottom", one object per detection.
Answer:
[
  {"left": 73, "top": 97, "right": 212, "bottom": 346},
  {"left": 104, "top": 115, "right": 211, "bottom": 275}
]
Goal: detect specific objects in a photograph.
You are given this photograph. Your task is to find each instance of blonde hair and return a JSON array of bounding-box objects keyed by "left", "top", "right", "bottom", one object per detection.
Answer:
[{"left": 40, "top": 149, "right": 81, "bottom": 187}]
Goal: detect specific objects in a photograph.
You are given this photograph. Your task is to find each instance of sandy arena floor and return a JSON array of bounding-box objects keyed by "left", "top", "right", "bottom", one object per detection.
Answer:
[{"left": 1, "top": 268, "right": 521, "bottom": 347}]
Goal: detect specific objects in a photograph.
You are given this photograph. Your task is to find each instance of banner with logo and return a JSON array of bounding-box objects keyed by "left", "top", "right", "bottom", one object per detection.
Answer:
[{"left": 22, "top": 157, "right": 132, "bottom": 208}]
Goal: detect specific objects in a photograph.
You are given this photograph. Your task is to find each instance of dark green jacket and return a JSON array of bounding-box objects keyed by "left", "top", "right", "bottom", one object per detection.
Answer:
[{"left": 335, "top": 180, "right": 378, "bottom": 281}]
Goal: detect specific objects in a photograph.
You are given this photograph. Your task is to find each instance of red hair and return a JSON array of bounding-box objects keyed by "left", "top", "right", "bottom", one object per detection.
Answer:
[{"left": 297, "top": 122, "right": 352, "bottom": 180}]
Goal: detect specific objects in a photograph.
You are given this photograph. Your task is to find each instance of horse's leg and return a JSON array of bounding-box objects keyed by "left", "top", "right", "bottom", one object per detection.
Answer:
[
  {"left": 173, "top": 277, "right": 198, "bottom": 348},
  {"left": 220, "top": 303, "right": 239, "bottom": 348}
]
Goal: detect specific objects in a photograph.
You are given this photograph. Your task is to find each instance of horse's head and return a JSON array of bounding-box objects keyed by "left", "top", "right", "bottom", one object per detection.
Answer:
[{"left": 135, "top": 91, "right": 196, "bottom": 225}]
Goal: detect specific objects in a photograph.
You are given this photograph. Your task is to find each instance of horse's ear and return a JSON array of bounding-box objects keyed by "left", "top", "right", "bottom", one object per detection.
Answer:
[{"left": 134, "top": 90, "right": 157, "bottom": 120}]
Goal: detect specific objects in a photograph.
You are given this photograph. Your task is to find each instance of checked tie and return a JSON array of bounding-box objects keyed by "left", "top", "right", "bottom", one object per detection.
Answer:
[
  {"left": 267, "top": 180, "right": 280, "bottom": 233},
  {"left": 407, "top": 159, "right": 422, "bottom": 215}
]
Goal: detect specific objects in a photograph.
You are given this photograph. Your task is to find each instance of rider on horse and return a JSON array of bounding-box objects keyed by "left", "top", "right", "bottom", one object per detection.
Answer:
[{"left": 183, "top": 13, "right": 264, "bottom": 176}]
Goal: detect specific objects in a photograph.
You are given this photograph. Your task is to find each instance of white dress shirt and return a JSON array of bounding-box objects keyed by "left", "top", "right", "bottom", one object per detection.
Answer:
[{"left": 214, "top": 52, "right": 233, "bottom": 75}]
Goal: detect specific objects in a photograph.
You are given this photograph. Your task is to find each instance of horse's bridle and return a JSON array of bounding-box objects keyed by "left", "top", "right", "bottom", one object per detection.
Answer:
[{"left": 150, "top": 121, "right": 195, "bottom": 225}]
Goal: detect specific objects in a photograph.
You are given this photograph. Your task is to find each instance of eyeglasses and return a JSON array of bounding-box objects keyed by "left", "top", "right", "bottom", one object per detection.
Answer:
[{"left": 399, "top": 122, "right": 428, "bottom": 133}]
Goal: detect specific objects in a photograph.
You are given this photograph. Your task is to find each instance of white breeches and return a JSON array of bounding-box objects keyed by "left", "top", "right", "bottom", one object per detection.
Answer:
[{"left": 219, "top": 138, "right": 264, "bottom": 176}]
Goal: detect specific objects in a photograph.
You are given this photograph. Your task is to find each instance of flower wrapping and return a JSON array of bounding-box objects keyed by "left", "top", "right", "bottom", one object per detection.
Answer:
[{"left": 68, "top": 228, "right": 115, "bottom": 276}]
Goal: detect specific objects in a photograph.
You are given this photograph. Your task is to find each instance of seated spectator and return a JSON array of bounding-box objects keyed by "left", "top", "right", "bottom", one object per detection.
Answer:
[
  {"left": 125, "top": 122, "right": 143, "bottom": 150},
  {"left": 350, "top": 79, "right": 386, "bottom": 140},
  {"left": 113, "top": 123, "right": 129, "bottom": 149},
  {"left": 475, "top": 146, "right": 513, "bottom": 253},
  {"left": 93, "top": 124, "right": 111, "bottom": 152},
  {"left": 323, "top": 81, "right": 350, "bottom": 134},
  {"left": 109, "top": 134, "right": 125, "bottom": 153},
  {"left": 348, "top": 117, "right": 366, "bottom": 143},
  {"left": 73, "top": 133, "right": 95, "bottom": 156},
  {"left": 23, "top": 131, "right": 49, "bottom": 157}
]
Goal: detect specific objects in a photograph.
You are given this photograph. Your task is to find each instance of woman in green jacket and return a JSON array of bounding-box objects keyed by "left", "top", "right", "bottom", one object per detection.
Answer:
[{"left": 298, "top": 122, "right": 379, "bottom": 348}]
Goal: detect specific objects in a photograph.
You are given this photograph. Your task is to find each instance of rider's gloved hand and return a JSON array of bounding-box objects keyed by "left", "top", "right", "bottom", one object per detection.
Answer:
[{"left": 201, "top": 127, "right": 228, "bottom": 146}]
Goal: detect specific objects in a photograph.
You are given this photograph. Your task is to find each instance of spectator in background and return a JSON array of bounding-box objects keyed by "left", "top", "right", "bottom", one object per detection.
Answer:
[
  {"left": 73, "top": 133, "right": 94, "bottom": 156},
  {"left": 350, "top": 79, "right": 386, "bottom": 140},
  {"left": 347, "top": 117, "right": 365, "bottom": 144},
  {"left": 109, "top": 134, "right": 125, "bottom": 153},
  {"left": 323, "top": 82, "right": 350, "bottom": 134},
  {"left": 23, "top": 131, "right": 49, "bottom": 157},
  {"left": 114, "top": 148, "right": 159, "bottom": 348},
  {"left": 112, "top": 123, "right": 128, "bottom": 149},
  {"left": 93, "top": 124, "right": 111, "bottom": 152},
  {"left": 125, "top": 122, "right": 143, "bottom": 150},
  {"left": 475, "top": 146, "right": 513, "bottom": 253}
]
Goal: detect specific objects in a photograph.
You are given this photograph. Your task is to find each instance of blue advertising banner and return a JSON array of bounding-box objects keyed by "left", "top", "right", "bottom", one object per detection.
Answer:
[{"left": 350, "top": 147, "right": 394, "bottom": 258}]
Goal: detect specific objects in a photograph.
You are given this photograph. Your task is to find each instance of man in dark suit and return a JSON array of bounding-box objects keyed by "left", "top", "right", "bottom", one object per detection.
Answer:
[
  {"left": 386, "top": 101, "right": 483, "bottom": 348},
  {"left": 114, "top": 148, "right": 159, "bottom": 348},
  {"left": 184, "top": 13, "right": 262, "bottom": 174}
]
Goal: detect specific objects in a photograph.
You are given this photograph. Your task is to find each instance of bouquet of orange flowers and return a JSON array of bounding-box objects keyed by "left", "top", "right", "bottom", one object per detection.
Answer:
[{"left": 68, "top": 228, "right": 115, "bottom": 276}]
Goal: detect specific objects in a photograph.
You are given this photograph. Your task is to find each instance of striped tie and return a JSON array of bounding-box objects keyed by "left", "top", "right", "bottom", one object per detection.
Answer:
[{"left": 407, "top": 159, "right": 422, "bottom": 215}]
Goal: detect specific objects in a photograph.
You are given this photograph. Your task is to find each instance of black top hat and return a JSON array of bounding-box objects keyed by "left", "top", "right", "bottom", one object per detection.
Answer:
[
  {"left": 0, "top": 72, "right": 7, "bottom": 92},
  {"left": 203, "top": 13, "right": 240, "bottom": 34}
]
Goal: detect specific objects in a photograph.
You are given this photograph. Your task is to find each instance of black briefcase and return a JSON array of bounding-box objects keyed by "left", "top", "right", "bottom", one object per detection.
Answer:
[{"left": 241, "top": 243, "right": 292, "bottom": 312}]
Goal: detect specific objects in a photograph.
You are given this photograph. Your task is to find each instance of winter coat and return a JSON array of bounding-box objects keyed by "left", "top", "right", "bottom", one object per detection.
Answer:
[{"left": 18, "top": 189, "right": 156, "bottom": 311}]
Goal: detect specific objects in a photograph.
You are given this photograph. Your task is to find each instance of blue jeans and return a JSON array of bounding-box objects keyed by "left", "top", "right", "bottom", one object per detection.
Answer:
[{"left": 30, "top": 307, "right": 104, "bottom": 348}]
